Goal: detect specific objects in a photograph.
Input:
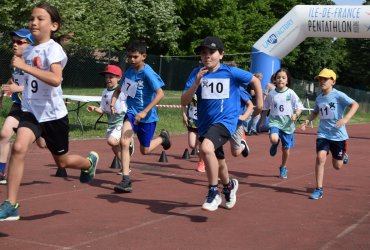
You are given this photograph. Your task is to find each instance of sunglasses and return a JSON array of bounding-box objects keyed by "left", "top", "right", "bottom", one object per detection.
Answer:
[{"left": 12, "top": 40, "right": 28, "bottom": 45}]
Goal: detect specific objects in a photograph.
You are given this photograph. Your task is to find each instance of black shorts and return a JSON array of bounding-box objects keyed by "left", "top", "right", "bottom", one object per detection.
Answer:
[
  {"left": 199, "top": 123, "right": 231, "bottom": 160},
  {"left": 316, "top": 138, "right": 347, "bottom": 160},
  {"left": 7, "top": 103, "right": 22, "bottom": 121},
  {"left": 187, "top": 127, "right": 198, "bottom": 133},
  {"left": 18, "top": 113, "right": 69, "bottom": 155}
]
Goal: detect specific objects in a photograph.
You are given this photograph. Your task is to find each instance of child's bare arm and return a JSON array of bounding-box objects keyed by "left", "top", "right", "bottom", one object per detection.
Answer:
[{"left": 336, "top": 101, "right": 359, "bottom": 128}]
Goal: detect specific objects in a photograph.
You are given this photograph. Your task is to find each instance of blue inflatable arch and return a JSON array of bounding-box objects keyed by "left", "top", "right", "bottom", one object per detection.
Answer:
[{"left": 250, "top": 5, "right": 370, "bottom": 89}]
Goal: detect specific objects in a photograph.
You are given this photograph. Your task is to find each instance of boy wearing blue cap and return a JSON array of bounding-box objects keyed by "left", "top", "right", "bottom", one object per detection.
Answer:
[
  {"left": 301, "top": 68, "right": 359, "bottom": 200},
  {"left": 0, "top": 28, "right": 38, "bottom": 185}
]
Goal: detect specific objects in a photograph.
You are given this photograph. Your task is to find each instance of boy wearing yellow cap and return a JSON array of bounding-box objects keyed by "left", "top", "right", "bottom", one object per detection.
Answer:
[{"left": 301, "top": 68, "right": 359, "bottom": 200}]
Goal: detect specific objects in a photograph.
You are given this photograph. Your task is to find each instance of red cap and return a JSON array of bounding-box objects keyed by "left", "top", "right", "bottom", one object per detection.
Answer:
[{"left": 100, "top": 65, "right": 122, "bottom": 78}]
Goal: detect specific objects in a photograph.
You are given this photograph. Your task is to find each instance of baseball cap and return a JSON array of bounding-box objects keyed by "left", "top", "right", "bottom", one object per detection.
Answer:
[
  {"left": 10, "top": 28, "right": 35, "bottom": 44},
  {"left": 194, "top": 36, "right": 224, "bottom": 54},
  {"left": 99, "top": 65, "right": 122, "bottom": 78},
  {"left": 314, "top": 68, "right": 336, "bottom": 81}
]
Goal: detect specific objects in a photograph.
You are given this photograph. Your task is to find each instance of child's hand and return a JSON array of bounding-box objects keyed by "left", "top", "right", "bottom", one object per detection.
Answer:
[
  {"left": 196, "top": 67, "right": 208, "bottom": 85},
  {"left": 336, "top": 118, "right": 347, "bottom": 128},
  {"left": 134, "top": 111, "right": 147, "bottom": 125},
  {"left": 291, "top": 113, "right": 298, "bottom": 121},
  {"left": 11, "top": 55, "right": 26, "bottom": 70},
  {"left": 87, "top": 105, "right": 95, "bottom": 112},
  {"left": 300, "top": 120, "right": 309, "bottom": 131}
]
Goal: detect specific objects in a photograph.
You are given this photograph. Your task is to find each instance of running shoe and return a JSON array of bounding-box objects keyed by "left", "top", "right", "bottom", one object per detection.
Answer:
[
  {"left": 222, "top": 179, "right": 239, "bottom": 209},
  {"left": 80, "top": 151, "right": 99, "bottom": 183},
  {"left": 0, "top": 200, "right": 20, "bottom": 221},
  {"left": 202, "top": 190, "right": 222, "bottom": 211},
  {"left": 159, "top": 129, "right": 171, "bottom": 150},
  {"left": 309, "top": 188, "right": 323, "bottom": 200},
  {"left": 241, "top": 139, "right": 250, "bottom": 157},
  {"left": 114, "top": 179, "right": 133, "bottom": 193}
]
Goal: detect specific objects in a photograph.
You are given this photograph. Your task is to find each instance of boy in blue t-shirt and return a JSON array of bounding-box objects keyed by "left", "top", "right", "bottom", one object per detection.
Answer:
[
  {"left": 301, "top": 68, "right": 359, "bottom": 200},
  {"left": 181, "top": 36, "right": 263, "bottom": 211},
  {"left": 110, "top": 40, "right": 171, "bottom": 193}
]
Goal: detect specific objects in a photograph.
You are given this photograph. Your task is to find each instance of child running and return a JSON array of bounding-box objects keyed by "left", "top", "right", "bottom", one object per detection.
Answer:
[
  {"left": 87, "top": 65, "right": 134, "bottom": 175},
  {"left": 181, "top": 94, "right": 205, "bottom": 172},
  {"left": 301, "top": 68, "right": 359, "bottom": 200},
  {"left": 230, "top": 86, "right": 253, "bottom": 158},
  {"left": 110, "top": 40, "right": 171, "bottom": 193},
  {"left": 0, "top": 28, "right": 36, "bottom": 185},
  {"left": 0, "top": 3, "right": 98, "bottom": 221},
  {"left": 181, "top": 36, "right": 262, "bottom": 211},
  {"left": 260, "top": 68, "right": 304, "bottom": 179}
]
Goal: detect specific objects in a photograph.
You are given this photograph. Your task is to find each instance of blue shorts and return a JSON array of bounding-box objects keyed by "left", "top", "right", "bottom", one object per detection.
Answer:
[
  {"left": 316, "top": 138, "right": 347, "bottom": 160},
  {"left": 126, "top": 113, "right": 156, "bottom": 148},
  {"left": 270, "top": 127, "right": 294, "bottom": 149}
]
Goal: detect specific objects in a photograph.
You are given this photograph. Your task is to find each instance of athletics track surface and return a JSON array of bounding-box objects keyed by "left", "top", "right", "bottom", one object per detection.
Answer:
[{"left": 0, "top": 123, "right": 369, "bottom": 249}]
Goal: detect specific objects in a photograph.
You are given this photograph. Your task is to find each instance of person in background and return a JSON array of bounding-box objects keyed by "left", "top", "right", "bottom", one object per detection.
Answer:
[
  {"left": 87, "top": 65, "right": 134, "bottom": 175},
  {"left": 243, "top": 72, "right": 263, "bottom": 136},
  {"left": 181, "top": 94, "right": 205, "bottom": 172},
  {"left": 260, "top": 68, "right": 303, "bottom": 179},
  {"left": 0, "top": 28, "right": 36, "bottom": 185}
]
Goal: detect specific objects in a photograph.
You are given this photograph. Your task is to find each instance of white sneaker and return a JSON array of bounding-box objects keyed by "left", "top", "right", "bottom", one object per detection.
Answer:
[
  {"left": 202, "top": 193, "right": 222, "bottom": 211},
  {"left": 223, "top": 179, "right": 239, "bottom": 209}
]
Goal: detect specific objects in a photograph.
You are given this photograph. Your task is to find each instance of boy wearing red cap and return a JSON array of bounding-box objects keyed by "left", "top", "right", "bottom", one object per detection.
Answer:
[
  {"left": 301, "top": 68, "right": 359, "bottom": 200},
  {"left": 87, "top": 65, "right": 134, "bottom": 175}
]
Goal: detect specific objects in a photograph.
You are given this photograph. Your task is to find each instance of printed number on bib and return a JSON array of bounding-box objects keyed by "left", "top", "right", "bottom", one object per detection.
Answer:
[
  {"left": 318, "top": 103, "right": 335, "bottom": 119},
  {"left": 271, "top": 103, "right": 292, "bottom": 116},
  {"left": 25, "top": 78, "right": 50, "bottom": 99},
  {"left": 201, "top": 78, "right": 230, "bottom": 100},
  {"left": 122, "top": 78, "right": 138, "bottom": 98}
]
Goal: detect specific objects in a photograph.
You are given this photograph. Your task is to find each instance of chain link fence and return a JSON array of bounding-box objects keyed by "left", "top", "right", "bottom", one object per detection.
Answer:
[{"left": 1, "top": 47, "right": 369, "bottom": 112}]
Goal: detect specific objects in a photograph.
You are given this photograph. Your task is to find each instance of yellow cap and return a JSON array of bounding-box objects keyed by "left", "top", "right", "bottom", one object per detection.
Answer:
[{"left": 314, "top": 68, "right": 336, "bottom": 81}]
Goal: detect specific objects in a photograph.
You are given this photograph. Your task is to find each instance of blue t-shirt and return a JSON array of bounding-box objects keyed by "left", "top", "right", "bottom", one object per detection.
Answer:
[
  {"left": 11, "top": 67, "right": 25, "bottom": 104},
  {"left": 238, "top": 87, "right": 252, "bottom": 125},
  {"left": 121, "top": 64, "right": 165, "bottom": 123},
  {"left": 314, "top": 88, "right": 354, "bottom": 141},
  {"left": 183, "top": 64, "right": 253, "bottom": 136}
]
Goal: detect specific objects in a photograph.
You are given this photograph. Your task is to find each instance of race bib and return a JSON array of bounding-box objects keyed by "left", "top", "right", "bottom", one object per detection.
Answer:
[
  {"left": 122, "top": 78, "right": 138, "bottom": 98},
  {"left": 318, "top": 103, "right": 335, "bottom": 119},
  {"left": 25, "top": 76, "right": 51, "bottom": 99},
  {"left": 201, "top": 78, "right": 230, "bottom": 100},
  {"left": 270, "top": 95, "right": 293, "bottom": 116}
]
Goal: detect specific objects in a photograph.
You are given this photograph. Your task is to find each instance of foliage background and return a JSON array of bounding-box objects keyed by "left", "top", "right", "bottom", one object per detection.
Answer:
[{"left": 0, "top": 0, "right": 369, "bottom": 89}]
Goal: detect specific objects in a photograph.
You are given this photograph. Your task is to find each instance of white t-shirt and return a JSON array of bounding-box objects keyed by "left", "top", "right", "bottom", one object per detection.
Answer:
[{"left": 21, "top": 39, "right": 68, "bottom": 122}]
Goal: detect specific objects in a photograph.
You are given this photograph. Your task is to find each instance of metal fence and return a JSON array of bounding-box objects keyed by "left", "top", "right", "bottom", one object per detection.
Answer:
[{"left": 1, "top": 48, "right": 369, "bottom": 112}]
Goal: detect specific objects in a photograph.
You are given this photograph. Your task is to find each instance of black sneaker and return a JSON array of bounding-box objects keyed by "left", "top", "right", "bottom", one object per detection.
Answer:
[
  {"left": 159, "top": 129, "right": 171, "bottom": 150},
  {"left": 114, "top": 180, "right": 133, "bottom": 193},
  {"left": 0, "top": 172, "right": 6, "bottom": 185},
  {"left": 269, "top": 139, "right": 280, "bottom": 157},
  {"left": 240, "top": 139, "right": 250, "bottom": 157}
]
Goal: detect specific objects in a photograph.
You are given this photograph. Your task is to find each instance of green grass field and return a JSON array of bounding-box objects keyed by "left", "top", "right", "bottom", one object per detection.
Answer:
[{"left": 0, "top": 88, "right": 368, "bottom": 140}]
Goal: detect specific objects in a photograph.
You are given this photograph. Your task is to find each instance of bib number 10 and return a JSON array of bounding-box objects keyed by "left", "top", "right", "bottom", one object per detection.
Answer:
[{"left": 201, "top": 78, "right": 230, "bottom": 99}]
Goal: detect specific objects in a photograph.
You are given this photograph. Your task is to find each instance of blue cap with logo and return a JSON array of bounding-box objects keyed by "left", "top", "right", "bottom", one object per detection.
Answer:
[{"left": 10, "top": 28, "right": 35, "bottom": 44}]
